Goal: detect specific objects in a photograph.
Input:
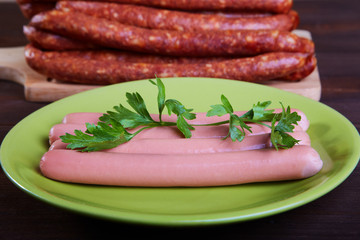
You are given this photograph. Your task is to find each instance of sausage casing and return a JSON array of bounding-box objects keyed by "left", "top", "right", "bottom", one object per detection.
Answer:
[
  {"left": 56, "top": 1, "right": 299, "bottom": 31},
  {"left": 25, "top": 44, "right": 312, "bottom": 84},
  {"left": 19, "top": 0, "right": 293, "bottom": 14},
  {"left": 29, "top": 10, "right": 314, "bottom": 57}
]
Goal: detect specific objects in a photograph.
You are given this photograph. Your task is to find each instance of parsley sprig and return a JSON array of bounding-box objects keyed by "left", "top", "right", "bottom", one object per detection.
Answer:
[
  {"left": 206, "top": 95, "right": 301, "bottom": 150},
  {"left": 60, "top": 77, "right": 301, "bottom": 152}
]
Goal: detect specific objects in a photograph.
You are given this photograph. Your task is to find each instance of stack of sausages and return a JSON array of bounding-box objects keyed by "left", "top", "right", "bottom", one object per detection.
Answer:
[
  {"left": 18, "top": 0, "right": 317, "bottom": 85},
  {"left": 40, "top": 109, "right": 323, "bottom": 187}
]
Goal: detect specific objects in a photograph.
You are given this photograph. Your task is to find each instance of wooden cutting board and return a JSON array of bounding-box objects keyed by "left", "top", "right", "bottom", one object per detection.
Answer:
[{"left": 0, "top": 30, "right": 321, "bottom": 102}]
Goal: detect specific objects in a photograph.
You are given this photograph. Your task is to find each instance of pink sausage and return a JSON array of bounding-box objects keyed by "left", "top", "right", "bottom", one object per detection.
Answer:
[
  {"left": 49, "top": 123, "right": 87, "bottom": 145},
  {"left": 40, "top": 145, "right": 323, "bottom": 187},
  {"left": 49, "top": 123, "right": 225, "bottom": 144},
  {"left": 62, "top": 112, "right": 101, "bottom": 124},
  {"left": 62, "top": 108, "right": 310, "bottom": 130},
  {"left": 49, "top": 131, "right": 311, "bottom": 153},
  {"left": 49, "top": 121, "right": 304, "bottom": 145}
]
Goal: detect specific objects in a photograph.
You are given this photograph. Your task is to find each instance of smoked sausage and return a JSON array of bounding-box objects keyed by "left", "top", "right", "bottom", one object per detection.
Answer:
[
  {"left": 281, "top": 54, "right": 317, "bottom": 81},
  {"left": 25, "top": 44, "right": 313, "bottom": 84},
  {"left": 29, "top": 10, "right": 314, "bottom": 57},
  {"left": 56, "top": 1, "right": 299, "bottom": 31},
  {"left": 22, "top": 35, "right": 230, "bottom": 62},
  {"left": 23, "top": 25, "right": 98, "bottom": 50},
  {"left": 18, "top": 0, "right": 293, "bottom": 14},
  {"left": 104, "top": 0, "right": 294, "bottom": 13}
]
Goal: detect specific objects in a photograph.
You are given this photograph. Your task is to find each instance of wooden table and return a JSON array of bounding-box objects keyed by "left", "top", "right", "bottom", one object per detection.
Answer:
[{"left": 1, "top": 1, "right": 359, "bottom": 239}]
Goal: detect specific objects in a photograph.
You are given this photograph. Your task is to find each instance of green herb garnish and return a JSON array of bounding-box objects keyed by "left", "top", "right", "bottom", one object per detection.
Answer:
[{"left": 207, "top": 95, "right": 301, "bottom": 149}]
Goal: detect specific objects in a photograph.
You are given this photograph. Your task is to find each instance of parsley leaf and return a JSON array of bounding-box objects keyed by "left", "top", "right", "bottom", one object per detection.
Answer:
[
  {"left": 98, "top": 83, "right": 157, "bottom": 129},
  {"left": 100, "top": 104, "right": 154, "bottom": 129},
  {"left": 125, "top": 92, "right": 154, "bottom": 122},
  {"left": 240, "top": 101, "right": 275, "bottom": 121},
  {"left": 60, "top": 119, "right": 134, "bottom": 152},
  {"left": 149, "top": 75, "right": 166, "bottom": 122},
  {"left": 270, "top": 103, "right": 301, "bottom": 150},
  {"left": 274, "top": 104, "right": 301, "bottom": 132},
  {"left": 207, "top": 94, "right": 250, "bottom": 142},
  {"left": 164, "top": 99, "right": 196, "bottom": 138},
  {"left": 206, "top": 96, "right": 301, "bottom": 148}
]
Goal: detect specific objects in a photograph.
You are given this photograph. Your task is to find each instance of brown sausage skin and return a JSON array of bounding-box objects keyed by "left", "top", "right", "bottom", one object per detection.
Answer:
[
  {"left": 24, "top": 24, "right": 303, "bottom": 52},
  {"left": 22, "top": 27, "right": 314, "bottom": 75},
  {"left": 110, "top": 0, "right": 294, "bottom": 13},
  {"left": 29, "top": 10, "right": 314, "bottom": 57},
  {"left": 281, "top": 54, "right": 317, "bottom": 81},
  {"left": 56, "top": 1, "right": 299, "bottom": 31},
  {"left": 23, "top": 44, "right": 230, "bottom": 64},
  {"left": 23, "top": 25, "right": 98, "bottom": 51},
  {"left": 25, "top": 44, "right": 311, "bottom": 84},
  {"left": 17, "top": 0, "right": 293, "bottom": 14},
  {"left": 23, "top": 28, "right": 314, "bottom": 77},
  {"left": 198, "top": 12, "right": 273, "bottom": 18}
]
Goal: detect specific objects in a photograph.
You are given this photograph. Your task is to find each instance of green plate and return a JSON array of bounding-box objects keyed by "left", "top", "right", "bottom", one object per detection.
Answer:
[{"left": 1, "top": 78, "right": 359, "bottom": 226}]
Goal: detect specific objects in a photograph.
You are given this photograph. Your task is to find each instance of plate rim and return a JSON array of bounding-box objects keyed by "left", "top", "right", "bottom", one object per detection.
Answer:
[{"left": 1, "top": 77, "right": 359, "bottom": 226}]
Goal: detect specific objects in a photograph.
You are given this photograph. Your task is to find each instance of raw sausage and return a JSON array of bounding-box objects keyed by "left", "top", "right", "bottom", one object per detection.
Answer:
[
  {"left": 40, "top": 145, "right": 322, "bottom": 187},
  {"left": 25, "top": 44, "right": 313, "bottom": 84},
  {"left": 48, "top": 121, "right": 306, "bottom": 145},
  {"left": 49, "top": 108, "right": 309, "bottom": 144},
  {"left": 49, "top": 124, "right": 229, "bottom": 145},
  {"left": 61, "top": 109, "right": 310, "bottom": 130},
  {"left": 49, "top": 131, "right": 311, "bottom": 153},
  {"left": 29, "top": 10, "right": 314, "bottom": 57},
  {"left": 56, "top": 1, "right": 299, "bottom": 31}
]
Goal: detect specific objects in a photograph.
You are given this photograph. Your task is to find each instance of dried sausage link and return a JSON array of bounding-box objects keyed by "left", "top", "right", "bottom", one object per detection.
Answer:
[
  {"left": 25, "top": 44, "right": 311, "bottom": 85},
  {"left": 199, "top": 12, "right": 273, "bottom": 18},
  {"left": 23, "top": 40, "right": 230, "bottom": 63},
  {"left": 23, "top": 25, "right": 98, "bottom": 50},
  {"left": 109, "top": 0, "right": 294, "bottom": 13},
  {"left": 281, "top": 54, "right": 317, "bottom": 81},
  {"left": 23, "top": 26, "right": 230, "bottom": 63},
  {"left": 56, "top": 1, "right": 299, "bottom": 31},
  {"left": 17, "top": 0, "right": 293, "bottom": 13},
  {"left": 30, "top": 10, "right": 314, "bottom": 57}
]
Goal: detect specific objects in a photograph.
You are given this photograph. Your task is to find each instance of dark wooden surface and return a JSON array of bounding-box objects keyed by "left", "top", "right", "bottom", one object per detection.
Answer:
[{"left": 1, "top": 1, "right": 359, "bottom": 239}]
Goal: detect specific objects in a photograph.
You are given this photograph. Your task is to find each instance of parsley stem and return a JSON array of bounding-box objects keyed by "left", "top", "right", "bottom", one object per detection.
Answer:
[
  {"left": 158, "top": 121, "right": 178, "bottom": 126},
  {"left": 131, "top": 126, "right": 155, "bottom": 137},
  {"left": 239, "top": 119, "right": 272, "bottom": 129},
  {"left": 130, "top": 121, "right": 178, "bottom": 139},
  {"left": 192, "top": 120, "right": 229, "bottom": 127},
  {"left": 192, "top": 119, "right": 272, "bottom": 129},
  {"left": 142, "top": 121, "right": 177, "bottom": 127}
]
